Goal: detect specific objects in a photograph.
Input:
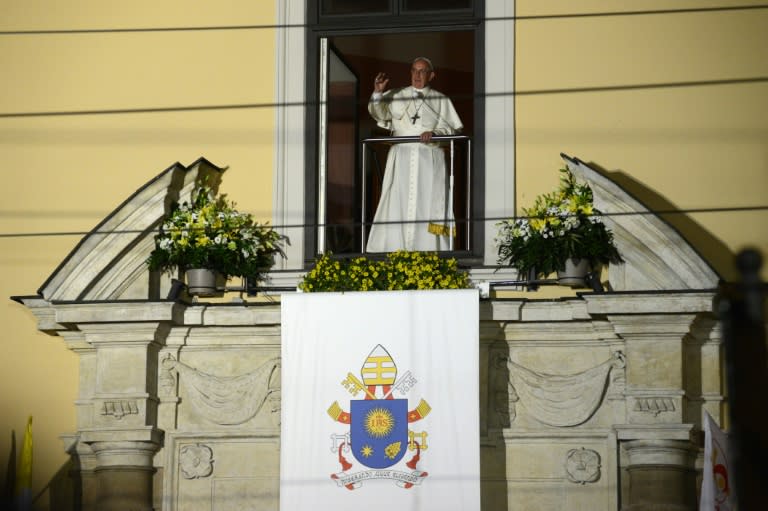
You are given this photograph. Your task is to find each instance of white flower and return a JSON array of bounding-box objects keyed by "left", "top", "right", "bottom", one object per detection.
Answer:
[{"left": 565, "top": 216, "right": 580, "bottom": 230}]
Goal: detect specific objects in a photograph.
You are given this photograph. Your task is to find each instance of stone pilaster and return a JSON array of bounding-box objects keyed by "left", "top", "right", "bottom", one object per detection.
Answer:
[
  {"left": 89, "top": 440, "right": 160, "bottom": 511},
  {"left": 622, "top": 439, "right": 697, "bottom": 511},
  {"left": 584, "top": 293, "right": 715, "bottom": 511},
  {"left": 610, "top": 311, "right": 699, "bottom": 511},
  {"left": 609, "top": 313, "right": 698, "bottom": 424},
  {"left": 73, "top": 316, "right": 171, "bottom": 510}
]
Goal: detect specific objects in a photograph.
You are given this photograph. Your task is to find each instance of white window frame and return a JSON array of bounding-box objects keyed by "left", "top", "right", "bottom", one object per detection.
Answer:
[{"left": 274, "top": 0, "right": 516, "bottom": 270}]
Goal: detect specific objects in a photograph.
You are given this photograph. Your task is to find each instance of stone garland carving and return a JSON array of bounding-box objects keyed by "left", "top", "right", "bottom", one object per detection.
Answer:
[
  {"left": 166, "top": 357, "right": 280, "bottom": 425},
  {"left": 565, "top": 448, "right": 601, "bottom": 484},
  {"left": 504, "top": 351, "right": 626, "bottom": 427},
  {"left": 101, "top": 400, "right": 139, "bottom": 419},
  {"left": 179, "top": 443, "right": 214, "bottom": 479}
]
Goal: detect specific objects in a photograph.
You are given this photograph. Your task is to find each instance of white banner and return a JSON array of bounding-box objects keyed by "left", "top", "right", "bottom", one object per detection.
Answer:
[
  {"left": 700, "top": 410, "right": 736, "bottom": 510},
  {"left": 280, "top": 289, "right": 480, "bottom": 511}
]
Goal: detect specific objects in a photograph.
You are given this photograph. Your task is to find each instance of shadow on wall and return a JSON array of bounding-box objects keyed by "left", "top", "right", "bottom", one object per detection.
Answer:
[
  {"left": 2, "top": 433, "right": 80, "bottom": 511},
  {"left": 481, "top": 339, "right": 511, "bottom": 511},
  {"left": 587, "top": 161, "right": 734, "bottom": 282},
  {"left": 43, "top": 458, "right": 80, "bottom": 511},
  {"left": 2, "top": 430, "right": 16, "bottom": 509}
]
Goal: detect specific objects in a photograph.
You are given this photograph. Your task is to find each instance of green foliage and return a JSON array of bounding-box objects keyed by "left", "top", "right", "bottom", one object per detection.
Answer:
[
  {"left": 299, "top": 251, "right": 471, "bottom": 292},
  {"left": 496, "top": 168, "right": 623, "bottom": 278},
  {"left": 147, "top": 185, "right": 285, "bottom": 281}
]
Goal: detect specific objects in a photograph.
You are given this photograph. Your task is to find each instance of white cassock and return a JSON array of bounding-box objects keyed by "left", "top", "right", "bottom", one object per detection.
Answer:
[{"left": 367, "top": 86, "right": 463, "bottom": 252}]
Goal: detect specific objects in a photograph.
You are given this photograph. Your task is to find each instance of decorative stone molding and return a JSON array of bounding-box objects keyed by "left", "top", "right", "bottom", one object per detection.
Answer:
[
  {"left": 159, "top": 353, "right": 178, "bottom": 397},
  {"left": 505, "top": 351, "right": 625, "bottom": 427},
  {"left": 179, "top": 443, "right": 215, "bottom": 480},
  {"left": 633, "top": 397, "right": 676, "bottom": 416},
  {"left": 167, "top": 357, "right": 280, "bottom": 425},
  {"left": 100, "top": 400, "right": 139, "bottom": 420},
  {"left": 565, "top": 448, "right": 601, "bottom": 485}
]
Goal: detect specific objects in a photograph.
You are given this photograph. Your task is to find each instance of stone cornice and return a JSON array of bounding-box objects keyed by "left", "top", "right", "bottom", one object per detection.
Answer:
[
  {"left": 77, "top": 322, "right": 170, "bottom": 345},
  {"left": 582, "top": 291, "right": 716, "bottom": 315},
  {"left": 79, "top": 426, "right": 163, "bottom": 445},
  {"left": 53, "top": 301, "right": 181, "bottom": 325},
  {"left": 606, "top": 314, "right": 699, "bottom": 337},
  {"left": 182, "top": 304, "right": 281, "bottom": 326},
  {"left": 614, "top": 424, "right": 694, "bottom": 441}
]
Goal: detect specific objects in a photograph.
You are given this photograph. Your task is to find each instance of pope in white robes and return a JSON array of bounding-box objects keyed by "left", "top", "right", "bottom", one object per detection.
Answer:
[{"left": 367, "top": 57, "right": 463, "bottom": 252}]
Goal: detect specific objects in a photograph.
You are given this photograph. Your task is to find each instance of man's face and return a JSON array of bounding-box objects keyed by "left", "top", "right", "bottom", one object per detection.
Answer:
[{"left": 410, "top": 60, "right": 434, "bottom": 89}]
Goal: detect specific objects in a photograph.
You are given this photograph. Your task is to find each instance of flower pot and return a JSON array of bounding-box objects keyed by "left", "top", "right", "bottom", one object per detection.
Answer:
[
  {"left": 186, "top": 268, "right": 219, "bottom": 296},
  {"left": 557, "top": 258, "right": 590, "bottom": 288}
]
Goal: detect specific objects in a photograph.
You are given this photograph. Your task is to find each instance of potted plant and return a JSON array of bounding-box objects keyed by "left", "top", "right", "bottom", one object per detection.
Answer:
[
  {"left": 496, "top": 167, "right": 623, "bottom": 287},
  {"left": 148, "top": 184, "right": 285, "bottom": 295}
]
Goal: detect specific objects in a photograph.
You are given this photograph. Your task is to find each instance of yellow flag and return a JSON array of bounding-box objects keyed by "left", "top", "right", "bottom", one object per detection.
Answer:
[{"left": 15, "top": 416, "right": 32, "bottom": 509}]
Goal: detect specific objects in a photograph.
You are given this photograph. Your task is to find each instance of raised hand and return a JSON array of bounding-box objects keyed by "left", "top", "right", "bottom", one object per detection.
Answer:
[{"left": 374, "top": 72, "right": 389, "bottom": 93}]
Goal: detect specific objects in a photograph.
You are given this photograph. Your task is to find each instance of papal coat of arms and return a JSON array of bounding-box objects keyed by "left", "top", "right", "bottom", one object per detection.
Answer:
[{"left": 327, "top": 344, "right": 430, "bottom": 490}]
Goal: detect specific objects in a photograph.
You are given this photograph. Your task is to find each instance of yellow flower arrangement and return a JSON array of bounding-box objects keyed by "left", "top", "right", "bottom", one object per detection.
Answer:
[
  {"left": 496, "top": 167, "right": 622, "bottom": 279},
  {"left": 299, "top": 251, "right": 470, "bottom": 292},
  {"left": 147, "top": 184, "right": 284, "bottom": 281}
]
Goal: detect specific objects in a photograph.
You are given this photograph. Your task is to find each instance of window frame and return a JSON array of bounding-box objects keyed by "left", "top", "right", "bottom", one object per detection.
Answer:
[
  {"left": 304, "top": 1, "right": 485, "bottom": 263},
  {"left": 311, "top": 0, "right": 478, "bottom": 25},
  {"left": 274, "top": 0, "right": 516, "bottom": 273}
]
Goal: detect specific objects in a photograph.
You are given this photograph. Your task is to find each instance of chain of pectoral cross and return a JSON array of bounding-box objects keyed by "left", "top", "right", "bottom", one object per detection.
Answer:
[{"left": 410, "top": 96, "right": 425, "bottom": 124}]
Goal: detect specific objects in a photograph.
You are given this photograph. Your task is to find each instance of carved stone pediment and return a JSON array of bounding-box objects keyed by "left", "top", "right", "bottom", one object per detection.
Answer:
[
  {"left": 36, "top": 157, "right": 225, "bottom": 302},
  {"left": 563, "top": 153, "right": 720, "bottom": 291}
]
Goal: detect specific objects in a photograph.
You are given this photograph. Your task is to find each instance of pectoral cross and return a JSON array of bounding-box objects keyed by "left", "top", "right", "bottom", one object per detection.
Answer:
[{"left": 411, "top": 92, "right": 424, "bottom": 124}]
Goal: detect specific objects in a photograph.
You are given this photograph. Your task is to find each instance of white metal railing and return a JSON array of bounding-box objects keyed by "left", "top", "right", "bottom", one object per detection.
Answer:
[{"left": 361, "top": 134, "right": 472, "bottom": 252}]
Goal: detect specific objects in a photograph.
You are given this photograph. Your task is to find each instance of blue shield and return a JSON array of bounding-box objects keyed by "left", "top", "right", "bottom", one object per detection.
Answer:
[{"left": 350, "top": 399, "right": 408, "bottom": 468}]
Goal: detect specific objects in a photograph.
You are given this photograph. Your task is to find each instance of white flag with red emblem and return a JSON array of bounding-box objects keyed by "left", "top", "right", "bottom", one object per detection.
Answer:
[
  {"left": 280, "top": 289, "right": 480, "bottom": 511},
  {"left": 700, "top": 410, "right": 736, "bottom": 510}
]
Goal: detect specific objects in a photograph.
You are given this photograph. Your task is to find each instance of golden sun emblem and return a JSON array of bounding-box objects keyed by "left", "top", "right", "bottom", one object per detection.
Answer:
[
  {"left": 365, "top": 407, "right": 395, "bottom": 438},
  {"left": 361, "top": 445, "right": 373, "bottom": 458}
]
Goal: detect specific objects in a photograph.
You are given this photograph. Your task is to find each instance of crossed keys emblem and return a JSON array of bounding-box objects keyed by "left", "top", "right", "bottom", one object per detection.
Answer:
[{"left": 326, "top": 345, "right": 430, "bottom": 490}]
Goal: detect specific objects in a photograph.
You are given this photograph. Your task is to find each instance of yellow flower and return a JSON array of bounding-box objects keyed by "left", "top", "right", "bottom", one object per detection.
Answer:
[{"left": 530, "top": 218, "right": 546, "bottom": 232}]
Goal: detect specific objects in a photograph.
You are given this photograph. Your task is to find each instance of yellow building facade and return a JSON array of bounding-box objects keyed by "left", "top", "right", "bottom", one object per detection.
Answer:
[{"left": 1, "top": 1, "right": 766, "bottom": 507}]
